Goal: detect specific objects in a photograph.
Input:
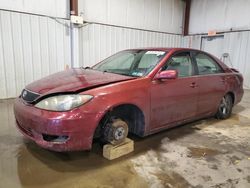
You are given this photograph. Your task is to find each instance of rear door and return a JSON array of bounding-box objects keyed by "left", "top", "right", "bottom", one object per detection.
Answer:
[
  {"left": 192, "top": 52, "right": 226, "bottom": 116},
  {"left": 150, "top": 51, "right": 198, "bottom": 130}
]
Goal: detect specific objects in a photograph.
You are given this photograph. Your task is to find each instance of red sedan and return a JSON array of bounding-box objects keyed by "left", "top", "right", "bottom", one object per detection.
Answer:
[{"left": 14, "top": 48, "right": 244, "bottom": 151}]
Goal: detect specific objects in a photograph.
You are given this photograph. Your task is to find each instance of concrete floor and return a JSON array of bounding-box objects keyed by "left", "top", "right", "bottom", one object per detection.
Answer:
[{"left": 0, "top": 91, "right": 250, "bottom": 188}]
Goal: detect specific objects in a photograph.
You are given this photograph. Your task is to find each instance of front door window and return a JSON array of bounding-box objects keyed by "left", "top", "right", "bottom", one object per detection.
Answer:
[{"left": 162, "top": 52, "right": 193, "bottom": 77}]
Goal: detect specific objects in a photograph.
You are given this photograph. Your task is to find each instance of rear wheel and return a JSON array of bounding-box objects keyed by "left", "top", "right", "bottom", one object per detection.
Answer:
[
  {"left": 102, "top": 118, "right": 128, "bottom": 145},
  {"left": 216, "top": 94, "right": 233, "bottom": 119}
]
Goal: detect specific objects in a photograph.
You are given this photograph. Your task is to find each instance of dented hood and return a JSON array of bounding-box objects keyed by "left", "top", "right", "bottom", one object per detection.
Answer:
[{"left": 26, "top": 68, "right": 135, "bottom": 94}]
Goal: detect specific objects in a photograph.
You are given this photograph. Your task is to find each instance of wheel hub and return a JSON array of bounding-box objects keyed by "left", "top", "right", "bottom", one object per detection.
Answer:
[{"left": 114, "top": 127, "right": 125, "bottom": 141}]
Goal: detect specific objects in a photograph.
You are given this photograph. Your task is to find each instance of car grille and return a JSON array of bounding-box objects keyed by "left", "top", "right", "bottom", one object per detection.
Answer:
[{"left": 21, "top": 89, "right": 40, "bottom": 103}]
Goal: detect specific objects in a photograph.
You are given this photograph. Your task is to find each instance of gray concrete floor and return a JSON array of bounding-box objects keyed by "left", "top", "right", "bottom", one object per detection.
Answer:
[{"left": 0, "top": 91, "right": 250, "bottom": 188}]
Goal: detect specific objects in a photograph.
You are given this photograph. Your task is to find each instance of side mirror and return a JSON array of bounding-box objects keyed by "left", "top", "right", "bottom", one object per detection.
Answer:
[{"left": 155, "top": 70, "right": 178, "bottom": 80}]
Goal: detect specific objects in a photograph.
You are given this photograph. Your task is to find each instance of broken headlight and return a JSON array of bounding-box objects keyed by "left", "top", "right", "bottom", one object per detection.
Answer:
[{"left": 35, "top": 95, "right": 93, "bottom": 111}]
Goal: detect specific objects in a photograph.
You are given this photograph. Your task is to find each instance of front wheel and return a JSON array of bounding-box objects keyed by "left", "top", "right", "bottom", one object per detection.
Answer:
[{"left": 216, "top": 94, "right": 233, "bottom": 119}]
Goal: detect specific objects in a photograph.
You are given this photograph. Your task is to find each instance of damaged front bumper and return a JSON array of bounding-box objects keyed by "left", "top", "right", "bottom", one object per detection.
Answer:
[{"left": 14, "top": 97, "right": 103, "bottom": 152}]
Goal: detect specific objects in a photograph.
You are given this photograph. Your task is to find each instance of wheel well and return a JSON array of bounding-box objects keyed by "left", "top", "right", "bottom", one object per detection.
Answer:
[
  {"left": 227, "top": 92, "right": 235, "bottom": 105},
  {"left": 94, "top": 104, "right": 145, "bottom": 138}
]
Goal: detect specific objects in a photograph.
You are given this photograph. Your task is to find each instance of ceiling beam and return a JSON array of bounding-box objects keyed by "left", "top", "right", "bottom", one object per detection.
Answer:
[
  {"left": 70, "top": 0, "right": 78, "bottom": 16},
  {"left": 183, "top": 0, "right": 191, "bottom": 36}
]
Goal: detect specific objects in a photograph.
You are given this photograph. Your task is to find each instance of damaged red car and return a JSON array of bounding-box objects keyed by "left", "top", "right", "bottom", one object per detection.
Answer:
[{"left": 14, "top": 48, "right": 244, "bottom": 151}]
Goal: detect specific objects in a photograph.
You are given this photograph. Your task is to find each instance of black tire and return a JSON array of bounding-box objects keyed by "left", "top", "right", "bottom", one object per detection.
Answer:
[
  {"left": 216, "top": 94, "right": 233, "bottom": 119},
  {"left": 102, "top": 118, "right": 128, "bottom": 145}
]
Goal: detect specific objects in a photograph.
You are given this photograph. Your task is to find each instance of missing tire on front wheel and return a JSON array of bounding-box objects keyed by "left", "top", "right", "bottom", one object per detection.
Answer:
[{"left": 102, "top": 118, "right": 129, "bottom": 145}]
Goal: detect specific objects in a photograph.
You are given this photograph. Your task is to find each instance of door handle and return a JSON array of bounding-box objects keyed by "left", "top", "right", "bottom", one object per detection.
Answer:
[{"left": 190, "top": 82, "right": 198, "bottom": 88}]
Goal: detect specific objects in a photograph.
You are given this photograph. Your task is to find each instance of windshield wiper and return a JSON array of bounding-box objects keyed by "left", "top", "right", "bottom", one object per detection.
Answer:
[
  {"left": 103, "top": 70, "right": 138, "bottom": 77},
  {"left": 81, "top": 66, "right": 92, "bottom": 69},
  {"left": 103, "top": 70, "right": 110, "bottom": 73}
]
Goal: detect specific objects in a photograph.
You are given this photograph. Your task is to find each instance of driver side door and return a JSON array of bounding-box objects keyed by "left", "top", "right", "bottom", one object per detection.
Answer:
[{"left": 150, "top": 51, "right": 198, "bottom": 131}]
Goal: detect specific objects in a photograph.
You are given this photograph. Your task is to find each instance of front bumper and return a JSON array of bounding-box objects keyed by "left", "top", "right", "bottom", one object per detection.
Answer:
[{"left": 14, "top": 97, "right": 104, "bottom": 152}]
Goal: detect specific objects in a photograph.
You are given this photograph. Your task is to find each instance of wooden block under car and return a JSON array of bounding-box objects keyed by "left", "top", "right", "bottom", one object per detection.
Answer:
[{"left": 103, "top": 138, "right": 134, "bottom": 160}]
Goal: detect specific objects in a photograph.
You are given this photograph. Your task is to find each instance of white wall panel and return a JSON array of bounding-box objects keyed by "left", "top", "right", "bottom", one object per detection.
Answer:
[
  {"left": 78, "top": 0, "right": 185, "bottom": 34},
  {"left": 223, "top": 32, "right": 250, "bottom": 89},
  {"left": 0, "top": 10, "right": 71, "bottom": 99},
  {"left": 0, "top": 0, "right": 69, "bottom": 19},
  {"left": 182, "top": 35, "right": 201, "bottom": 49},
  {"left": 79, "top": 23, "right": 182, "bottom": 67},
  {"left": 189, "top": 0, "right": 250, "bottom": 34}
]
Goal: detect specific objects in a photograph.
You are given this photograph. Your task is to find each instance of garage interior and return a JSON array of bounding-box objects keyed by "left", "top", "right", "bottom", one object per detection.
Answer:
[{"left": 0, "top": 0, "right": 250, "bottom": 187}]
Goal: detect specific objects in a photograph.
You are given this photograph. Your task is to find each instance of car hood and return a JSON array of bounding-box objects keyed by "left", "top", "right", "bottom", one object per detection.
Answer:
[{"left": 26, "top": 68, "right": 136, "bottom": 94}]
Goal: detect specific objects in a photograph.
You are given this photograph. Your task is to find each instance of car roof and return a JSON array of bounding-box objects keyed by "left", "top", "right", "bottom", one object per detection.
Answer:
[{"left": 124, "top": 47, "right": 203, "bottom": 53}]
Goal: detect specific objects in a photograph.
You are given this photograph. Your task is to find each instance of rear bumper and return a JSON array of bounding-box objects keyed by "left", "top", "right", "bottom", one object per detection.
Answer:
[
  {"left": 14, "top": 98, "right": 104, "bottom": 152},
  {"left": 234, "top": 87, "right": 244, "bottom": 105}
]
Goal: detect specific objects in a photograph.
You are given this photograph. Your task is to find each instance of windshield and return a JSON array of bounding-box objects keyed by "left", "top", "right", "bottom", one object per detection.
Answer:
[{"left": 92, "top": 50, "right": 167, "bottom": 77}]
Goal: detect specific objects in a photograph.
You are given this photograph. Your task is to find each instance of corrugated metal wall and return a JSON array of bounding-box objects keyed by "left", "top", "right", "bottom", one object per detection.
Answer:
[
  {"left": 78, "top": 23, "right": 182, "bottom": 67},
  {"left": 78, "top": 0, "right": 185, "bottom": 34},
  {"left": 0, "top": 0, "right": 69, "bottom": 19},
  {"left": 223, "top": 32, "right": 250, "bottom": 89},
  {"left": 0, "top": 10, "right": 71, "bottom": 99},
  {"left": 77, "top": 0, "right": 185, "bottom": 67},
  {"left": 183, "top": 31, "right": 250, "bottom": 89},
  {"left": 189, "top": 0, "right": 250, "bottom": 34}
]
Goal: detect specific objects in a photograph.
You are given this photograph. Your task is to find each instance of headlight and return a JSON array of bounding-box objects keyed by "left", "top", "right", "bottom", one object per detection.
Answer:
[{"left": 35, "top": 95, "right": 93, "bottom": 111}]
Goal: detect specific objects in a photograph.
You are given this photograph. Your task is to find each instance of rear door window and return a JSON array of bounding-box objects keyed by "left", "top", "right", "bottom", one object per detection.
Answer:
[{"left": 194, "top": 53, "right": 223, "bottom": 75}]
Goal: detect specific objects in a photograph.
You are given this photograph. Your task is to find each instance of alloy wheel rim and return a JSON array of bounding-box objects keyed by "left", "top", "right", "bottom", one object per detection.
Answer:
[{"left": 220, "top": 96, "right": 230, "bottom": 115}]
